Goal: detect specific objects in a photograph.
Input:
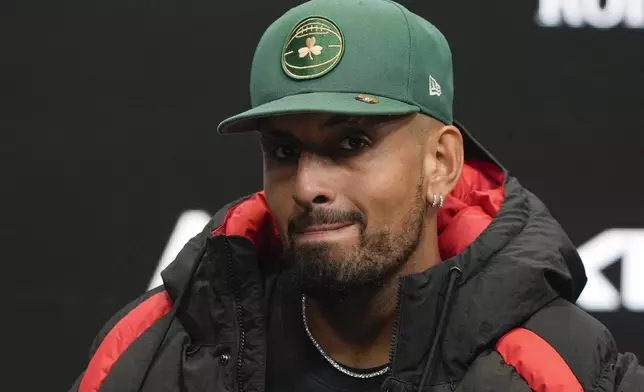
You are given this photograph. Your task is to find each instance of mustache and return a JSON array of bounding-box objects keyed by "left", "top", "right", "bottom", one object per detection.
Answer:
[{"left": 288, "top": 208, "right": 365, "bottom": 234}]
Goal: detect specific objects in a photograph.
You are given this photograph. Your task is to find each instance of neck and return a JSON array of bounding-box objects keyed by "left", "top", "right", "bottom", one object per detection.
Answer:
[
  {"left": 304, "top": 222, "right": 442, "bottom": 369},
  {"left": 305, "top": 280, "right": 399, "bottom": 369}
]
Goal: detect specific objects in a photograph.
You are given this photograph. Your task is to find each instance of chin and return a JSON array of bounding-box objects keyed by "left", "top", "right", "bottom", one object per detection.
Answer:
[{"left": 295, "top": 242, "right": 359, "bottom": 264}]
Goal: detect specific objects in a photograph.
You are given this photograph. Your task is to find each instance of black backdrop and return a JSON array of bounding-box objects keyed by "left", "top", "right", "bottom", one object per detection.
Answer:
[{"left": 2, "top": 0, "right": 643, "bottom": 390}]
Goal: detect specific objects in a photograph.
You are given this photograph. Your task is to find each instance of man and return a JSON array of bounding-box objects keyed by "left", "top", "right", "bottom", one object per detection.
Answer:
[{"left": 71, "top": 0, "right": 644, "bottom": 391}]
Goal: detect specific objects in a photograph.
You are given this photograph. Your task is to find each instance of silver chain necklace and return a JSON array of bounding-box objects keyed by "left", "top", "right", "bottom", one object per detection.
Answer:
[{"left": 301, "top": 295, "right": 390, "bottom": 379}]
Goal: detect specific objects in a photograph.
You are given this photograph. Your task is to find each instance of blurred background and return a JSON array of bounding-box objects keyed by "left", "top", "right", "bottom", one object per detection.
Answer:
[{"left": 2, "top": 0, "right": 643, "bottom": 390}]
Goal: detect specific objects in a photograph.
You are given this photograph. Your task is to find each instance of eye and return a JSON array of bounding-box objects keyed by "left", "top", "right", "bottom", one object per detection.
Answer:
[
  {"left": 271, "top": 145, "right": 300, "bottom": 160},
  {"left": 339, "top": 135, "right": 370, "bottom": 151}
]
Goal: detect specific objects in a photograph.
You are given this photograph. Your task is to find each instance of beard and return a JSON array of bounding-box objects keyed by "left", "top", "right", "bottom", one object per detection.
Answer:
[{"left": 281, "top": 185, "right": 426, "bottom": 301}]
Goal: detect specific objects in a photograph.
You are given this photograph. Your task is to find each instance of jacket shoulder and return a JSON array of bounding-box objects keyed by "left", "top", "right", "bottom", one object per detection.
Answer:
[
  {"left": 520, "top": 297, "right": 617, "bottom": 390},
  {"left": 90, "top": 287, "right": 169, "bottom": 353},
  {"left": 463, "top": 297, "right": 610, "bottom": 391},
  {"left": 74, "top": 287, "right": 174, "bottom": 392},
  {"left": 496, "top": 297, "right": 644, "bottom": 391}
]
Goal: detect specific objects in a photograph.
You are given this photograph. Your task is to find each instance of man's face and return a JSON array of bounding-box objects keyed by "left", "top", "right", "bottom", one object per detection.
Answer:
[{"left": 260, "top": 113, "right": 429, "bottom": 299}]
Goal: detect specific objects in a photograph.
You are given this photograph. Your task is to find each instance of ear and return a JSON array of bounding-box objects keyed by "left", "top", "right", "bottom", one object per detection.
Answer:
[{"left": 423, "top": 125, "right": 464, "bottom": 204}]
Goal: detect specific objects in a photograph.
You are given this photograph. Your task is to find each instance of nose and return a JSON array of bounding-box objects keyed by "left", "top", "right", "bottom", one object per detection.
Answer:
[{"left": 292, "top": 151, "right": 336, "bottom": 208}]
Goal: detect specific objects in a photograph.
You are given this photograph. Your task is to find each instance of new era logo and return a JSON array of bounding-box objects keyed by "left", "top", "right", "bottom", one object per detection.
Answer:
[{"left": 429, "top": 75, "right": 442, "bottom": 97}]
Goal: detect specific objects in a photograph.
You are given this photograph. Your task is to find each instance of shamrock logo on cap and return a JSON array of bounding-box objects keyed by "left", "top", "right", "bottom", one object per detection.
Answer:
[{"left": 298, "top": 37, "right": 323, "bottom": 60}]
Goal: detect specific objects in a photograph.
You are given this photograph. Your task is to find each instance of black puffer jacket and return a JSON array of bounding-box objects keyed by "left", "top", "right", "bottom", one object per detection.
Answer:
[{"left": 70, "top": 159, "right": 644, "bottom": 392}]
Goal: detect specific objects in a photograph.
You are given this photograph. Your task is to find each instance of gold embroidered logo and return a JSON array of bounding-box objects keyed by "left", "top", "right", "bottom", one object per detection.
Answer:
[{"left": 282, "top": 17, "right": 344, "bottom": 80}]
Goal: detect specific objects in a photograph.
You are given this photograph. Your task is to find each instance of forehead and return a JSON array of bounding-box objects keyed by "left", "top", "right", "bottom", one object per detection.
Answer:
[{"left": 257, "top": 113, "right": 410, "bottom": 135}]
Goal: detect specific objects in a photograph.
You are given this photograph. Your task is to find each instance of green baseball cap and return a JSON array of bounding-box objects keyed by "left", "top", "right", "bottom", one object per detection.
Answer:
[{"left": 217, "top": 0, "right": 498, "bottom": 164}]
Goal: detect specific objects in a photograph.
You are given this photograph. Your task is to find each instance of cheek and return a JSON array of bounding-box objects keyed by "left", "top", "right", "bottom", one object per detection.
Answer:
[
  {"left": 356, "top": 158, "right": 422, "bottom": 226},
  {"left": 264, "top": 175, "right": 293, "bottom": 235}
]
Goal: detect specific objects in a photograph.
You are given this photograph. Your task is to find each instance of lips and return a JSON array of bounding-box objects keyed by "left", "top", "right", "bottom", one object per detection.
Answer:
[{"left": 299, "top": 222, "right": 354, "bottom": 234}]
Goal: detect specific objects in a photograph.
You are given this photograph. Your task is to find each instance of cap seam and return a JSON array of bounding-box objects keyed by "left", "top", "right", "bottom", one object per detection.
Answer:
[{"left": 385, "top": 0, "right": 413, "bottom": 102}]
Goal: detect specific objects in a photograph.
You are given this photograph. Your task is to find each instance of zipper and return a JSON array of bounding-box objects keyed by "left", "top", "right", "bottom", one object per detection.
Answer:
[
  {"left": 387, "top": 278, "right": 404, "bottom": 377},
  {"left": 223, "top": 238, "right": 246, "bottom": 392}
]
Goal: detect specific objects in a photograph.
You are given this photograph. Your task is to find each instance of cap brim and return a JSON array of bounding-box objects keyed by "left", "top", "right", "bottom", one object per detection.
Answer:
[{"left": 217, "top": 92, "right": 420, "bottom": 134}]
